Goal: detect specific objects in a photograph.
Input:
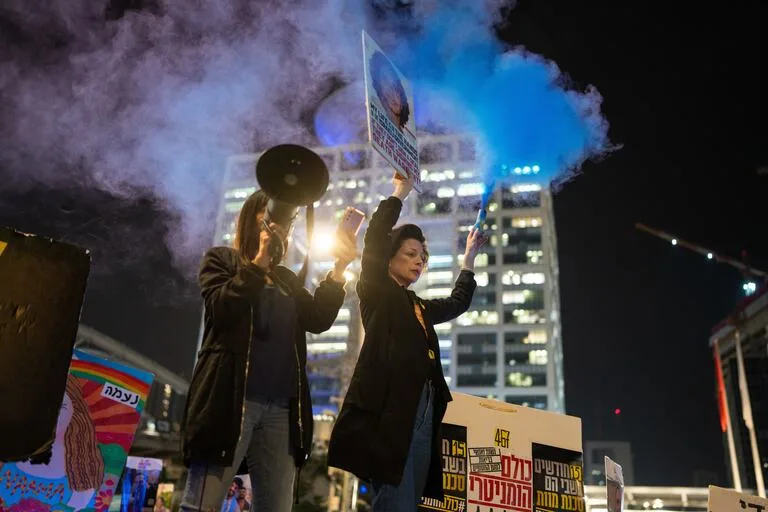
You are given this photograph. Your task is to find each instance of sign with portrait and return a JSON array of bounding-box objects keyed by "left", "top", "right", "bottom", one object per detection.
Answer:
[
  {"left": 419, "top": 392, "right": 583, "bottom": 512},
  {"left": 362, "top": 30, "right": 421, "bottom": 191},
  {"left": 0, "top": 349, "right": 154, "bottom": 512},
  {"left": 119, "top": 457, "right": 163, "bottom": 512}
]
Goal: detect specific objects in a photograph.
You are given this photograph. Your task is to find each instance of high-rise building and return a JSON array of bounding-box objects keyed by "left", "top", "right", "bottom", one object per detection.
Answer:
[{"left": 211, "top": 134, "right": 565, "bottom": 415}]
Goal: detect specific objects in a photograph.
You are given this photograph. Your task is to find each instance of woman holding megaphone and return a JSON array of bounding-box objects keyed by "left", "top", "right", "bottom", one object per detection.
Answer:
[
  {"left": 328, "top": 173, "right": 488, "bottom": 511},
  {"left": 180, "top": 186, "right": 357, "bottom": 512}
]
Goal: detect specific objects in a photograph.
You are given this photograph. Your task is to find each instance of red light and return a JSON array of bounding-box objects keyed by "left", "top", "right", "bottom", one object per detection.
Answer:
[{"left": 614, "top": 408, "right": 621, "bottom": 415}]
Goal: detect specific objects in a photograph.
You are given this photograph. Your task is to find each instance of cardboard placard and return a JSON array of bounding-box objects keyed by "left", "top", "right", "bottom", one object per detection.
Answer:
[
  {"left": 362, "top": 30, "right": 421, "bottom": 191},
  {"left": 708, "top": 486, "right": 768, "bottom": 512},
  {"left": 419, "top": 392, "right": 583, "bottom": 512}
]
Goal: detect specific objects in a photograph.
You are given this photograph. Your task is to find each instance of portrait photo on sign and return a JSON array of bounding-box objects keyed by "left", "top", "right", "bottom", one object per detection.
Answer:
[
  {"left": 362, "top": 30, "right": 421, "bottom": 190},
  {"left": 221, "top": 474, "right": 252, "bottom": 512},
  {"left": 367, "top": 49, "right": 415, "bottom": 136}
]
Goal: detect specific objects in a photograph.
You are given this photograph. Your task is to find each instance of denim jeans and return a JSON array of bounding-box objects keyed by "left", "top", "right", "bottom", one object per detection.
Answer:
[
  {"left": 180, "top": 397, "right": 296, "bottom": 512},
  {"left": 371, "top": 382, "right": 435, "bottom": 511}
]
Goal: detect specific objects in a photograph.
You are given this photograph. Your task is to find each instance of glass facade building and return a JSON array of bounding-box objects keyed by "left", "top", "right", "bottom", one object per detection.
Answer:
[{"left": 208, "top": 134, "right": 565, "bottom": 415}]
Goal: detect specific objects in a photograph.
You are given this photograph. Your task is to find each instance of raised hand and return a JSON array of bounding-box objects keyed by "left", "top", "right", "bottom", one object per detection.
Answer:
[
  {"left": 392, "top": 172, "right": 414, "bottom": 201},
  {"left": 462, "top": 226, "right": 489, "bottom": 271}
]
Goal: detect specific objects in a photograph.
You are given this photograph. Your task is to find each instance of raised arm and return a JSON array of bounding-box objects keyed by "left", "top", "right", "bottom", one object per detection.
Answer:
[
  {"left": 357, "top": 175, "right": 412, "bottom": 301},
  {"left": 424, "top": 270, "right": 477, "bottom": 324},
  {"left": 282, "top": 271, "right": 347, "bottom": 334},
  {"left": 198, "top": 247, "right": 268, "bottom": 327},
  {"left": 425, "top": 225, "right": 489, "bottom": 324}
]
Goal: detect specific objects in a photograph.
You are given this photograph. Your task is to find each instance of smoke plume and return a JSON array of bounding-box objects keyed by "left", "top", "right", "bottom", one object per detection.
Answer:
[{"left": 0, "top": 0, "right": 614, "bottom": 279}]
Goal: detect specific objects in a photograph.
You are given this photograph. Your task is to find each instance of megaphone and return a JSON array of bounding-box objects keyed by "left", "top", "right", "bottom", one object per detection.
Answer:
[{"left": 255, "top": 144, "right": 330, "bottom": 265}]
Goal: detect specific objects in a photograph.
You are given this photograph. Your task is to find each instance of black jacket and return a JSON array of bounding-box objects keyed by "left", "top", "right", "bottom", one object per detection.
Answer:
[
  {"left": 181, "top": 246, "right": 346, "bottom": 470},
  {"left": 327, "top": 197, "right": 477, "bottom": 500}
]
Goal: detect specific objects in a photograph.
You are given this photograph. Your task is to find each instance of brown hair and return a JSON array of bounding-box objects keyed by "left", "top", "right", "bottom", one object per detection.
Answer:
[
  {"left": 233, "top": 190, "right": 269, "bottom": 261},
  {"left": 64, "top": 374, "right": 104, "bottom": 491}
]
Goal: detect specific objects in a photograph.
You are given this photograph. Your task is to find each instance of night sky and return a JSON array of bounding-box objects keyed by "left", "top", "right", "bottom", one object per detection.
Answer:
[{"left": 2, "top": 0, "right": 767, "bottom": 486}]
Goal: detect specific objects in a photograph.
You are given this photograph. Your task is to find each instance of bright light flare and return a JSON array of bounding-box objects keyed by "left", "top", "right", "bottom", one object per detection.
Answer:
[{"left": 311, "top": 227, "right": 336, "bottom": 256}]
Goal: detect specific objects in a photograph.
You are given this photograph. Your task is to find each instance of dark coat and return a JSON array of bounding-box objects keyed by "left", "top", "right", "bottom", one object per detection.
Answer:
[
  {"left": 181, "top": 246, "right": 346, "bottom": 469},
  {"left": 327, "top": 197, "right": 477, "bottom": 500}
]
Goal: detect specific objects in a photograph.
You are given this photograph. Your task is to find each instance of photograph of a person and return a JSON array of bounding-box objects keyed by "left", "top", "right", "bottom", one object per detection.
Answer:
[{"left": 369, "top": 50, "right": 414, "bottom": 136}]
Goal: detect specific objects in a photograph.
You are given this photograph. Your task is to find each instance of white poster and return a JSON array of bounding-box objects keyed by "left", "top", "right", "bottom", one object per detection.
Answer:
[
  {"left": 362, "top": 30, "right": 421, "bottom": 191},
  {"left": 419, "top": 392, "right": 584, "bottom": 512},
  {"left": 605, "top": 456, "right": 624, "bottom": 512},
  {"left": 709, "top": 486, "right": 768, "bottom": 512}
]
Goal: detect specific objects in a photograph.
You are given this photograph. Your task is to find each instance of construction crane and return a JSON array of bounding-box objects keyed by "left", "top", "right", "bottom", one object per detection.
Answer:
[{"left": 635, "top": 223, "right": 768, "bottom": 295}]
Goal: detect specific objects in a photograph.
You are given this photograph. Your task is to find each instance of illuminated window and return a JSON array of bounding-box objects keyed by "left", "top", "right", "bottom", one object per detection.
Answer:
[
  {"left": 510, "top": 184, "right": 542, "bottom": 194},
  {"left": 307, "top": 342, "right": 348, "bottom": 353},
  {"left": 312, "top": 325, "right": 349, "bottom": 339},
  {"left": 528, "top": 350, "right": 548, "bottom": 365},
  {"left": 429, "top": 254, "right": 453, "bottom": 269},
  {"left": 506, "top": 372, "right": 546, "bottom": 387},
  {"left": 504, "top": 331, "right": 548, "bottom": 348},
  {"left": 457, "top": 182, "right": 485, "bottom": 197},
  {"left": 422, "top": 168, "right": 457, "bottom": 182},
  {"left": 527, "top": 250, "right": 544, "bottom": 264},
  {"left": 511, "top": 217, "right": 542, "bottom": 228},
  {"left": 502, "top": 271, "right": 546, "bottom": 286},
  {"left": 426, "top": 287, "right": 452, "bottom": 298},
  {"left": 457, "top": 310, "right": 499, "bottom": 326},
  {"left": 427, "top": 271, "right": 454, "bottom": 285},
  {"left": 457, "top": 253, "right": 491, "bottom": 267},
  {"left": 504, "top": 309, "right": 546, "bottom": 325},
  {"left": 224, "top": 187, "right": 256, "bottom": 200},
  {"left": 507, "top": 372, "right": 532, "bottom": 387},
  {"left": 503, "top": 291, "right": 526, "bottom": 305}
]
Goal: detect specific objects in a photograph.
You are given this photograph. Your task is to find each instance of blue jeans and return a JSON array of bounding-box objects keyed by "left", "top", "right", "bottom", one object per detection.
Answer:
[
  {"left": 180, "top": 397, "right": 296, "bottom": 512},
  {"left": 371, "top": 382, "right": 434, "bottom": 512}
]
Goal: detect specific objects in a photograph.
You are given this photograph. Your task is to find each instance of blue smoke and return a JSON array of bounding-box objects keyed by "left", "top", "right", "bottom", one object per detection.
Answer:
[
  {"left": 316, "top": 1, "right": 615, "bottom": 206},
  {"left": 398, "top": 3, "right": 615, "bottom": 203}
]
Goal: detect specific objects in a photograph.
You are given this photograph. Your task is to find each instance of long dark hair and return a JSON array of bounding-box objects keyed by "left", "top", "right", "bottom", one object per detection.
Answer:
[{"left": 233, "top": 190, "right": 269, "bottom": 261}]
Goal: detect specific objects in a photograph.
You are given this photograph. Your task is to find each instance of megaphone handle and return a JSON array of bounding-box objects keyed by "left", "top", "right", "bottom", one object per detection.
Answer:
[{"left": 262, "top": 219, "right": 284, "bottom": 266}]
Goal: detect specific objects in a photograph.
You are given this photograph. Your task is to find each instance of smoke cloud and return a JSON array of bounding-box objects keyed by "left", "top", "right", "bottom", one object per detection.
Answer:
[
  {"left": 317, "top": 0, "right": 617, "bottom": 199},
  {"left": 0, "top": 0, "right": 614, "bottom": 278}
]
